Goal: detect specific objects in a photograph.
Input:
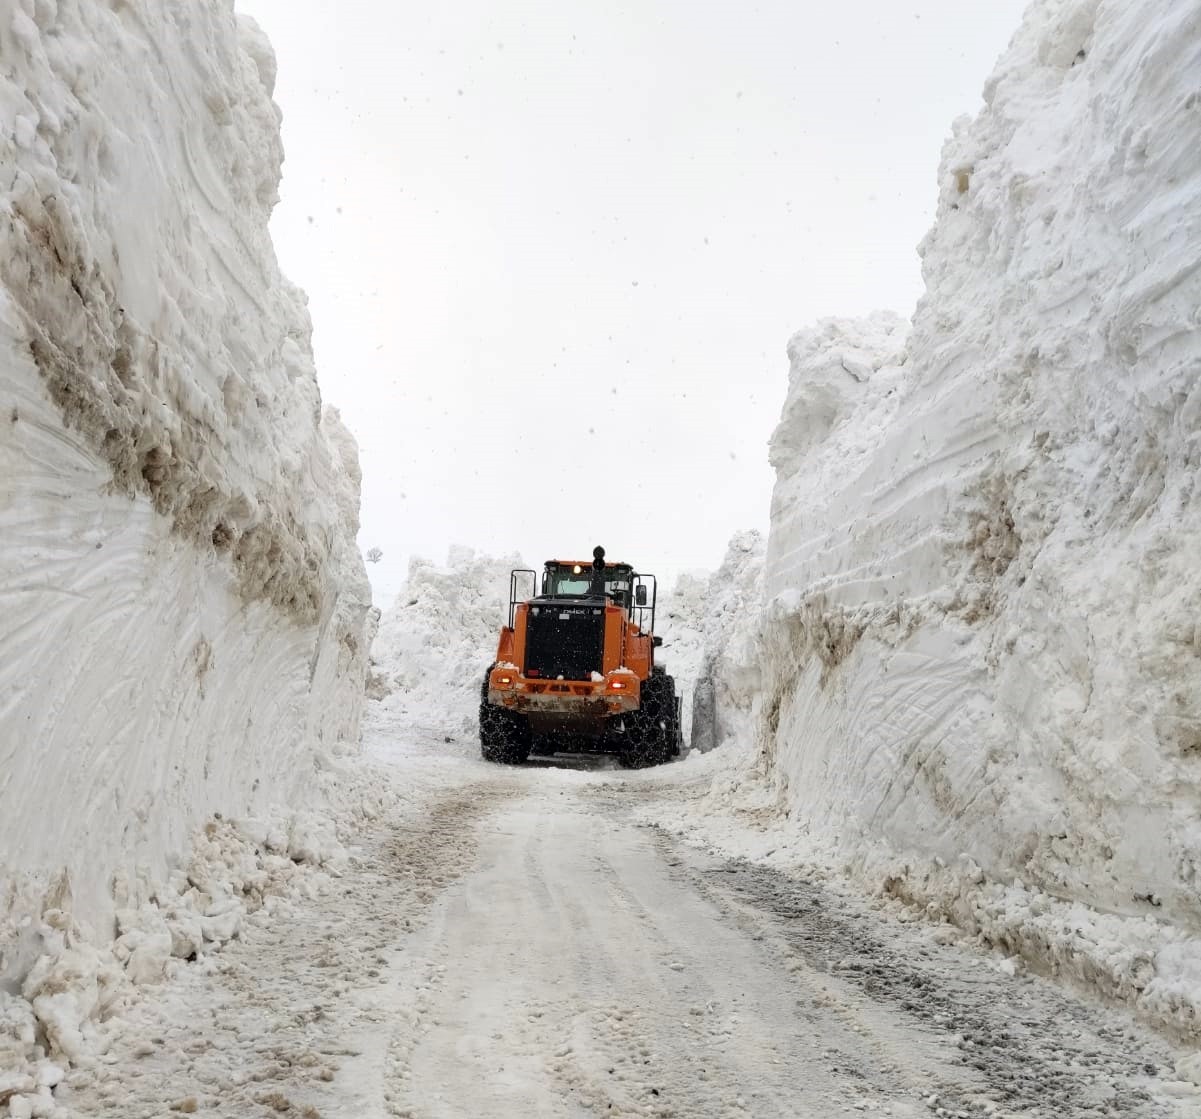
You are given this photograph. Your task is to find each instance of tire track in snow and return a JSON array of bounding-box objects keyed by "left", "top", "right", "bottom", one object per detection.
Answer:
[
  {"left": 665, "top": 840, "right": 1191, "bottom": 1119},
  {"left": 48, "top": 759, "right": 1201, "bottom": 1118},
  {"left": 378, "top": 781, "right": 968, "bottom": 1118}
]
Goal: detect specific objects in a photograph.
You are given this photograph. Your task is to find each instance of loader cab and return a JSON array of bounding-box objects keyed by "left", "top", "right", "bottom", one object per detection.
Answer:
[
  {"left": 505, "top": 550, "right": 658, "bottom": 636},
  {"left": 542, "top": 561, "right": 635, "bottom": 607}
]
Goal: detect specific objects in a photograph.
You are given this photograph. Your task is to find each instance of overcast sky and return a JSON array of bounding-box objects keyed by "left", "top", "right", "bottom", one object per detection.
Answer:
[{"left": 238, "top": 0, "right": 1027, "bottom": 604}]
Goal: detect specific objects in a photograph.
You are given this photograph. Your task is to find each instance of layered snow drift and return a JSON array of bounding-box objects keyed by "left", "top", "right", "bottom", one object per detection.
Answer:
[
  {"left": 709, "top": 0, "right": 1201, "bottom": 1033},
  {"left": 368, "top": 548, "right": 524, "bottom": 740},
  {"left": 0, "top": 0, "right": 371, "bottom": 1017}
]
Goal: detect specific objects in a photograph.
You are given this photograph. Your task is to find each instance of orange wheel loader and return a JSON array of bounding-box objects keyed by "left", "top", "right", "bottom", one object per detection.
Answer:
[{"left": 479, "top": 546, "right": 683, "bottom": 767}]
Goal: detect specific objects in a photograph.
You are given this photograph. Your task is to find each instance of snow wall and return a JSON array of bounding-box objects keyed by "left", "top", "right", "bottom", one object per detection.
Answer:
[
  {"left": 676, "top": 532, "right": 764, "bottom": 755},
  {"left": 710, "top": 0, "right": 1201, "bottom": 1034},
  {"left": 368, "top": 548, "right": 525, "bottom": 742},
  {"left": 0, "top": 1, "right": 372, "bottom": 991}
]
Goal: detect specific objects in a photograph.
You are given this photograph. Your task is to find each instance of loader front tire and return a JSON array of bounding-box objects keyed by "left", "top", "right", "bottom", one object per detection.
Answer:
[
  {"left": 479, "top": 670, "right": 530, "bottom": 764},
  {"left": 617, "top": 672, "right": 679, "bottom": 768}
]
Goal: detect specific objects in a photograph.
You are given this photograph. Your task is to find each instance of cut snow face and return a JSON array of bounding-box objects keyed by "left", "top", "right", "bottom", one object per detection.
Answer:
[
  {"left": 0, "top": 8, "right": 358, "bottom": 625},
  {"left": 684, "top": 531, "right": 766, "bottom": 755},
  {"left": 694, "top": 0, "right": 1201, "bottom": 1038},
  {"left": 0, "top": 0, "right": 371, "bottom": 1047}
]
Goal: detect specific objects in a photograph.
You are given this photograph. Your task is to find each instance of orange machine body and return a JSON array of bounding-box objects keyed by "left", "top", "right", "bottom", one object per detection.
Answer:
[{"left": 487, "top": 560, "right": 656, "bottom": 731}]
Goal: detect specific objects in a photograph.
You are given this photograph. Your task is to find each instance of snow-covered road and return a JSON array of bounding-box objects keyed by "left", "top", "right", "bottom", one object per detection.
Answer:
[{"left": 54, "top": 744, "right": 1198, "bottom": 1119}]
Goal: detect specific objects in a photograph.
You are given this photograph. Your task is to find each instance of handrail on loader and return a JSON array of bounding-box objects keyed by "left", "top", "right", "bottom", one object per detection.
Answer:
[
  {"left": 631, "top": 572, "right": 657, "bottom": 636},
  {"left": 509, "top": 569, "right": 537, "bottom": 629}
]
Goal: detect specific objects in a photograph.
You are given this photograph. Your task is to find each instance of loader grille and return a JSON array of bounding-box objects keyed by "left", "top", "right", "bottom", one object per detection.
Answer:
[{"left": 524, "top": 603, "right": 605, "bottom": 681}]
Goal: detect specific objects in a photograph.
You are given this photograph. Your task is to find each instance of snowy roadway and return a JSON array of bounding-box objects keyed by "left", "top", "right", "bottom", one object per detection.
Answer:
[{"left": 55, "top": 742, "right": 1197, "bottom": 1119}]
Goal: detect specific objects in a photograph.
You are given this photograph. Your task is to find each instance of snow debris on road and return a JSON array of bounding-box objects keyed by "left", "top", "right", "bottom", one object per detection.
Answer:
[
  {"left": 0, "top": 789, "right": 371, "bottom": 1119},
  {"left": 47, "top": 749, "right": 509, "bottom": 1119},
  {"left": 35, "top": 724, "right": 1201, "bottom": 1119}
]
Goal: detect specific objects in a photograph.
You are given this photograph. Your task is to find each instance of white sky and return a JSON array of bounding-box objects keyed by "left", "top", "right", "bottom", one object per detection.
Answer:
[{"left": 237, "top": 0, "right": 1027, "bottom": 603}]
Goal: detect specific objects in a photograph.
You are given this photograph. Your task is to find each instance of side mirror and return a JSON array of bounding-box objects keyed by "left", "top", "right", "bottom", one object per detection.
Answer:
[
  {"left": 653, "top": 635, "right": 663, "bottom": 648},
  {"left": 635, "top": 585, "right": 648, "bottom": 606}
]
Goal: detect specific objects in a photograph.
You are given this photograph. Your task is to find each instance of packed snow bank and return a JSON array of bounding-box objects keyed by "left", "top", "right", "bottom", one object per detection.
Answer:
[
  {"left": 651, "top": 573, "right": 706, "bottom": 737},
  {"left": 368, "top": 548, "right": 523, "bottom": 740},
  {"left": 694, "top": 533, "right": 766, "bottom": 755},
  {"left": 0, "top": 755, "right": 399, "bottom": 1117},
  {"left": 669, "top": 533, "right": 766, "bottom": 754},
  {"left": 649, "top": 568, "right": 721, "bottom": 746},
  {"left": 711, "top": 0, "right": 1201, "bottom": 1036},
  {"left": 0, "top": 0, "right": 372, "bottom": 1060}
]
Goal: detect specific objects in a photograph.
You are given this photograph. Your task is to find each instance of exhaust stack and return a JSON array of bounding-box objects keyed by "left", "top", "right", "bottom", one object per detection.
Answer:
[{"left": 589, "top": 545, "right": 607, "bottom": 597}]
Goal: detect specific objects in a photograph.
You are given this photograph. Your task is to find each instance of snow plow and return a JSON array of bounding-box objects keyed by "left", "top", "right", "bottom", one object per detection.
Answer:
[{"left": 480, "top": 546, "right": 683, "bottom": 767}]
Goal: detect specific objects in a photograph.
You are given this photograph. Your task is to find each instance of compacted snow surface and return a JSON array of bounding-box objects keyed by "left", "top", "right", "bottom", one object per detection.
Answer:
[{"left": 24, "top": 722, "right": 1201, "bottom": 1118}]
